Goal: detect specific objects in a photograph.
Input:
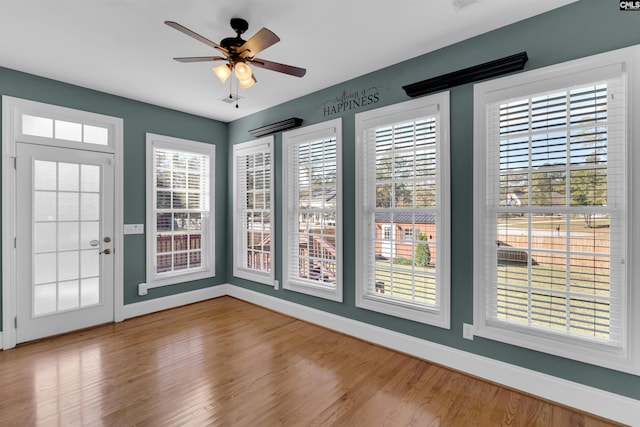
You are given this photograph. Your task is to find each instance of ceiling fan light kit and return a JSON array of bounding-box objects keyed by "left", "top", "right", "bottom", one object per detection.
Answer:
[
  {"left": 212, "top": 64, "right": 232, "bottom": 83},
  {"left": 166, "top": 18, "right": 306, "bottom": 107}
]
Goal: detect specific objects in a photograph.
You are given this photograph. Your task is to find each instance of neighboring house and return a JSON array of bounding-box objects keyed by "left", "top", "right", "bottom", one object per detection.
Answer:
[{"left": 374, "top": 212, "right": 436, "bottom": 264}]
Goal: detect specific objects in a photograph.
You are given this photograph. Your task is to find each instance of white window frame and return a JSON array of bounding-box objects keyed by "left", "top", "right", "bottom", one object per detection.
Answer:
[
  {"left": 145, "top": 133, "right": 215, "bottom": 288},
  {"left": 282, "top": 118, "right": 343, "bottom": 302},
  {"left": 232, "top": 136, "right": 275, "bottom": 285},
  {"left": 473, "top": 45, "right": 640, "bottom": 374},
  {"left": 355, "top": 92, "right": 451, "bottom": 328}
]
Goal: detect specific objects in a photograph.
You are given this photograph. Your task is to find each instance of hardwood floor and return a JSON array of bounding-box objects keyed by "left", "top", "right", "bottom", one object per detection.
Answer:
[{"left": 0, "top": 297, "right": 623, "bottom": 426}]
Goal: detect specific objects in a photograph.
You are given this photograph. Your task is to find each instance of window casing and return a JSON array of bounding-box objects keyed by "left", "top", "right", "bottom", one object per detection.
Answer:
[
  {"left": 282, "top": 119, "right": 342, "bottom": 301},
  {"left": 232, "top": 137, "right": 274, "bottom": 285},
  {"left": 473, "top": 46, "right": 640, "bottom": 374},
  {"left": 355, "top": 93, "right": 450, "bottom": 328},
  {"left": 146, "top": 133, "right": 215, "bottom": 288}
]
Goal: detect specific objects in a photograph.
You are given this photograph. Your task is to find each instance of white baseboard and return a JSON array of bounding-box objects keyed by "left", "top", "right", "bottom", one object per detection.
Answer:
[
  {"left": 226, "top": 285, "right": 640, "bottom": 426},
  {"left": 121, "top": 284, "right": 229, "bottom": 320}
]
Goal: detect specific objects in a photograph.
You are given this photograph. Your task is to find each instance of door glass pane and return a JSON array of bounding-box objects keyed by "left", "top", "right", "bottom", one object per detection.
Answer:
[
  {"left": 58, "top": 163, "right": 79, "bottom": 191},
  {"left": 34, "top": 222, "right": 56, "bottom": 252},
  {"left": 58, "top": 222, "right": 80, "bottom": 250},
  {"left": 81, "top": 193, "right": 100, "bottom": 220},
  {"left": 81, "top": 222, "right": 100, "bottom": 249},
  {"left": 58, "top": 193, "right": 79, "bottom": 221},
  {"left": 81, "top": 278, "right": 100, "bottom": 306},
  {"left": 34, "top": 284, "right": 57, "bottom": 316},
  {"left": 81, "top": 250, "right": 99, "bottom": 278},
  {"left": 81, "top": 165, "right": 100, "bottom": 192},
  {"left": 34, "top": 161, "right": 57, "bottom": 190},
  {"left": 58, "top": 251, "right": 79, "bottom": 281},
  {"left": 35, "top": 192, "right": 57, "bottom": 221},
  {"left": 58, "top": 280, "right": 80, "bottom": 310},
  {"left": 55, "top": 120, "right": 82, "bottom": 142},
  {"left": 34, "top": 253, "right": 56, "bottom": 284}
]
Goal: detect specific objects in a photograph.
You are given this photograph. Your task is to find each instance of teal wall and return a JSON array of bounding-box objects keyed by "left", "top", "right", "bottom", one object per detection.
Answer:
[
  {"left": 0, "top": 67, "right": 229, "bottom": 328},
  {"left": 227, "top": 0, "right": 640, "bottom": 399}
]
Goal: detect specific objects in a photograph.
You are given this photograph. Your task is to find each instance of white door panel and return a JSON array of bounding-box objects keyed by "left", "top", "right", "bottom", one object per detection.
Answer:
[{"left": 16, "top": 143, "right": 114, "bottom": 343}]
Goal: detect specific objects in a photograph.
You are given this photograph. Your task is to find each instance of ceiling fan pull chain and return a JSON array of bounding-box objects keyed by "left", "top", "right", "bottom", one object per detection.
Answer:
[{"left": 236, "top": 78, "right": 240, "bottom": 108}]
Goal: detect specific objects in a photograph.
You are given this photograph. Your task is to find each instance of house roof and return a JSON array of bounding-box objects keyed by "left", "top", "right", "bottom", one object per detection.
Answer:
[{"left": 375, "top": 212, "right": 436, "bottom": 224}]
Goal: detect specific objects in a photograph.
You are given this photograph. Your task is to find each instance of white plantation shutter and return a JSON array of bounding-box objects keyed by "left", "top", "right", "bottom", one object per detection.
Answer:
[
  {"left": 282, "top": 119, "right": 342, "bottom": 301},
  {"left": 484, "top": 76, "right": 625, "bottom": 345},
  {"left": 146, "top": 133, "right": 215, "bottom": 287},
  {"left": 474, "top": 48, "right": 640, "bottom": 374},
  {"left": 233, "top": 137, "right": 274, "bottom": 284},
  {"left": 356, "top": 93, "right": 450, "bottom": 328}
]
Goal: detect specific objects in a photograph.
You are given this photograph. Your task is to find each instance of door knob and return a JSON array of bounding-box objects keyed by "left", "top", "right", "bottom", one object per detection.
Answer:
[
  {"left": 104, "top": 237, "right": 111, "bottom": 243},
  {"left": 99, "top": 249, "right": 111, "bottom": 255}
]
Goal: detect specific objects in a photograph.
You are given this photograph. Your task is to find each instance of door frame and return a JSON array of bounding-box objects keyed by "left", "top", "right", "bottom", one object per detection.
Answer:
[{"left": 2, "top": 96, "right": 124, "bottom": 349}]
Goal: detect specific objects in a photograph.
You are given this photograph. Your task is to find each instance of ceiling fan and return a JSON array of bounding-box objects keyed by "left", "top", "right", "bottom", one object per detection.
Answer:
[{"left": 165, "top": 18, "right": 306, "bottom": 91}]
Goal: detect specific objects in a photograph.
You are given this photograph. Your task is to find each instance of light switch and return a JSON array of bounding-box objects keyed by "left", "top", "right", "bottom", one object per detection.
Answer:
[{"left": 124, "top": 224, "right": 144, "bottom": 235}]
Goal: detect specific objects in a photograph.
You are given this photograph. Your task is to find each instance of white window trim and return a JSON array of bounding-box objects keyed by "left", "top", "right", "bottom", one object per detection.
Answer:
[
  {"left": 145, "top": 133, "right": 216, "bottom": 288},
  {"left": 2, "top": 96, "right": 125, "bottom": 349},
  {"left": 232, "top": 136, "right": 275, "bottom": 286},
  {"left": 281, "top": 118, "right": 343, "bottom": 302},
  {"left": 473, "top": 45, "right": 640, "bottom": 374},
  {"left": 355, "top": 92, "right": 451, "bottom": 328}
]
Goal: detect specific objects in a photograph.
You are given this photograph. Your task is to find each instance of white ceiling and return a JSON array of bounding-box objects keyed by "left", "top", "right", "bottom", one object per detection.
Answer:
[{"left": 0, "top": 0, "right": 577, "bottom": 123}]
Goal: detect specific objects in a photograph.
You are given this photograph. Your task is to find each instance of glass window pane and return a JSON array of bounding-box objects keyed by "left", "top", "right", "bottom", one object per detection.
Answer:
[
  {"left": 83, "top": 125, "right": 109, "bottom": 145},
  {"left": 55, "top": 120, "right": 82, "bottom": 142},
  {"left": 22, "top": 115, "right": 53, "bottom": 138}
]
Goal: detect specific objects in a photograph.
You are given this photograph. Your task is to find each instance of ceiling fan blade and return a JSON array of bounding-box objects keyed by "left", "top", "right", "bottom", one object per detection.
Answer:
[
  {"left": 165, "top": 21, "right": 227, "bottom": 54},
  {"left": 173, "top": 56, "right": 227, "bottom": 63},
  {"left": 239, "top": 28, "right": 280, "bottom": 58},
  {"left": 251, "top": 57, "right": 306, "bottom": 77}
]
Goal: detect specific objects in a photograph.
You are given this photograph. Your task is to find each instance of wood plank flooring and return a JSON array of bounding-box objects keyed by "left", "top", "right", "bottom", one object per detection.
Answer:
[{"left": 0, "top": 297, "right": 623, "bottom": 426}]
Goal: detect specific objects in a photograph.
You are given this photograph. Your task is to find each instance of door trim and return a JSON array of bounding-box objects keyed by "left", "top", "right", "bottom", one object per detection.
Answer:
[{"left": 2, "top": 96, "right": 124, "bottom": 349}]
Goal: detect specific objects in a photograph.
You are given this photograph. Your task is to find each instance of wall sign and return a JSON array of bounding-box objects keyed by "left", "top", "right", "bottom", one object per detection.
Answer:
[{"left": 321, "top": 86, "right": 385, "bottom": 116}]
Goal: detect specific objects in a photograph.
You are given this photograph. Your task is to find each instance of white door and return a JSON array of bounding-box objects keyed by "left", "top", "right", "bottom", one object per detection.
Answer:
[
  {"left": 381, "top": 225, "right": 394, "bottom": 258},
  {"left": 15, "top": 143, "right": 114, "bottom": 343}
]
